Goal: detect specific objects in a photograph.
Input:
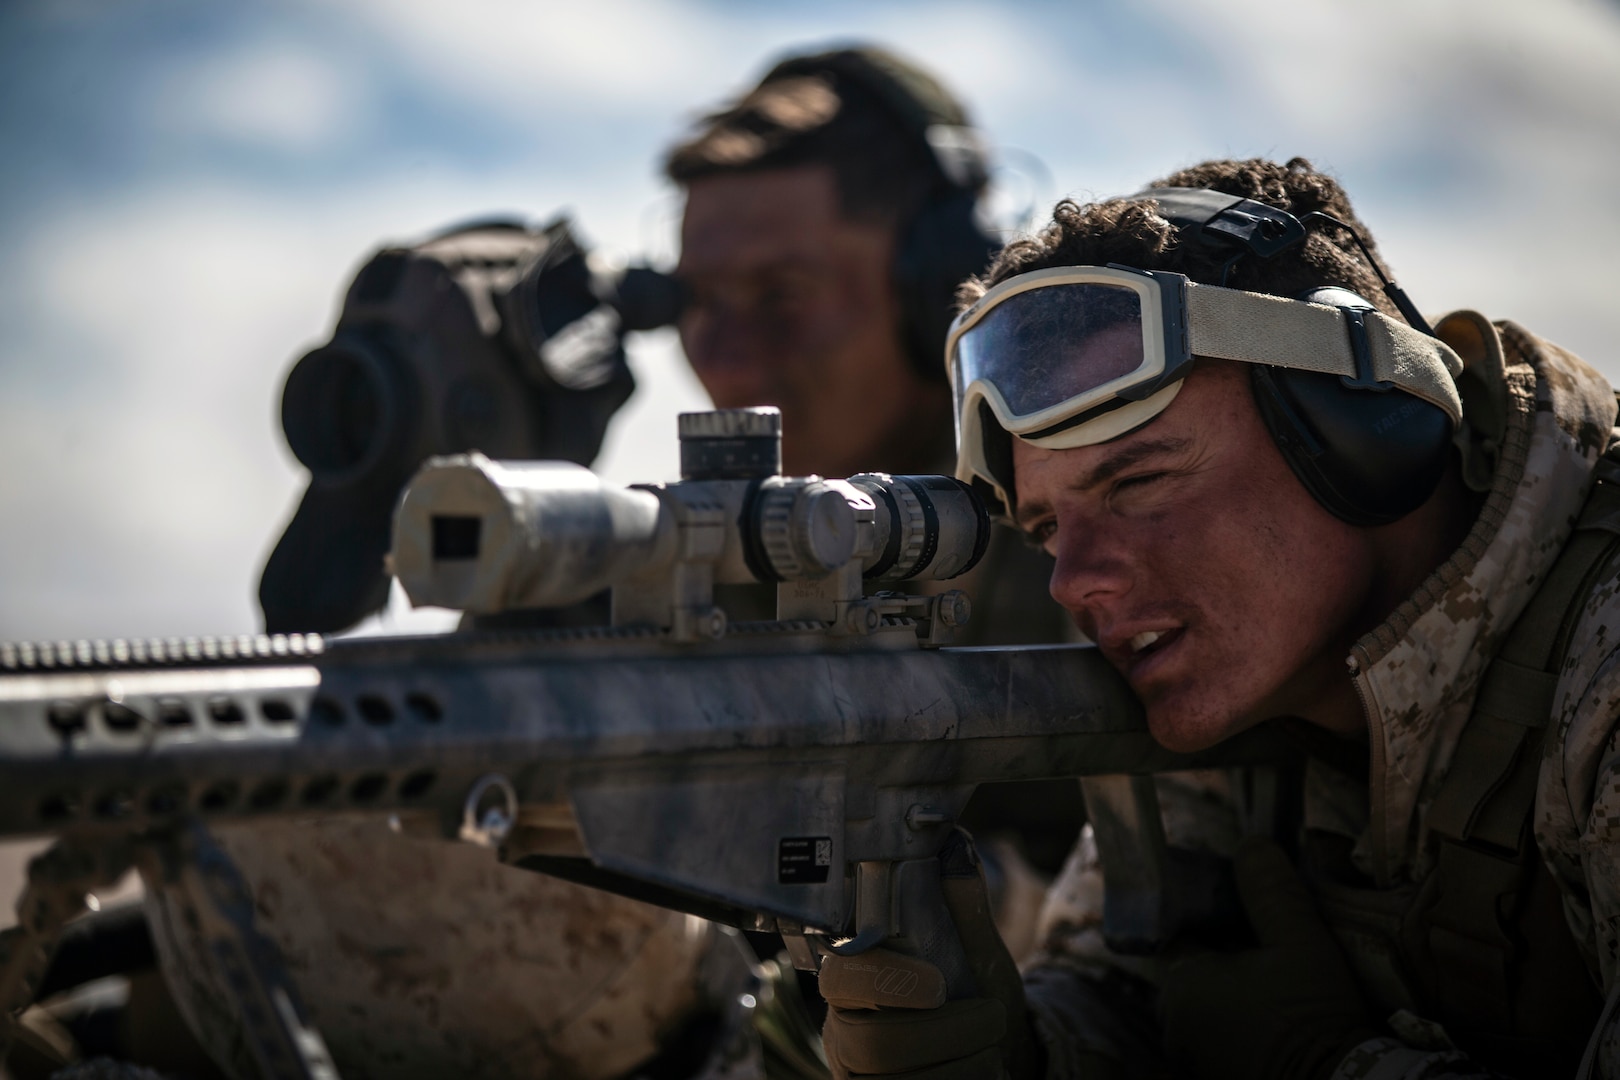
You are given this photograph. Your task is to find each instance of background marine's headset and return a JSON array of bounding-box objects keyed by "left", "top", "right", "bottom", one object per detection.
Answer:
[
  {"left": 1135, "top": 187, "right": 1454, "bottom": 526},
  {"left": 757, "top": 47, "right": 1003, "bottom": 380}
]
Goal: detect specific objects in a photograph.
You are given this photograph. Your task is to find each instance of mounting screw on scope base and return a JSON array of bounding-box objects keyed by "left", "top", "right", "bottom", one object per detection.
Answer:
[
  {"left": 844, "top": 606, "right": 882, "bottom": 635},
  {"left": 672, "top": 605, "right": 728, "bottom": 643},
  {"left": 937, "top": 591, "right": 971, "bottom": 629}
]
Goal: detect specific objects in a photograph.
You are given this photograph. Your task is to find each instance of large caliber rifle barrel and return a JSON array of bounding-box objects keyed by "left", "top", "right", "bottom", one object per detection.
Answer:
[{"left": 0, "top": 633, "right": 1277, "bottom": 936}]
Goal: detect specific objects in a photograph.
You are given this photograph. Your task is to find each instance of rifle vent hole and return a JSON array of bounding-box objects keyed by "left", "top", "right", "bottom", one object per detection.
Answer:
[
  {"left": 158, "top": 699, "right": 193, "bottom": 726},
  {"left": 301, "top": 775, "right": 340, "bottom": 806},
  {"left": 94, "top": 789, "right": 134, "bottom": 820},
  {"left": 249, "top": 778, "right": 289, "bottom": 810},
  {"left": 405, "top": 693, "right": 442, "bottom": 723},
  {"left": 207, "top": 697, "right": 245, "bottom": 725},
  {"left": 146, "top": 784, "right": 187, "bottom": 816},
  {"left": 260, "top": 699, "right": 296, "bottom": 723},
  {"left": 47, "top": 701, "right": 86, "bottom": 735},
  {"left": 310, "top": 698, "right": 344, "bottom": 726},
  {"left": 357, "top": 696, "right": 394, "bottom": 725},
  {"left": 399, "top": 770, "right": 436, "bottom": 800},
  {"left": 39, "top": 792, "right": 79, "bottom": 822},
  {"left": 350, "top": 773, "right": 388, "bottom": 802},
  {"left": 103, "top": 702, "right": 143, "bottom": 731},
  {"left": 199, "top": 781, "right": 239, "bottom": 812}
]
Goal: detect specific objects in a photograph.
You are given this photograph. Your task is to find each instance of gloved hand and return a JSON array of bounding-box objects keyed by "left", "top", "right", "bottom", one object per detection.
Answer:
[
  {"left": 818, "top": 835, "right": 1042, "bottom": 1080},
  {"left": 820, "top": 948, "right": 1006, "bottom": 1080},
  {"left": 1159, "top": 837, "right": 1379, "bottom": 1080}
]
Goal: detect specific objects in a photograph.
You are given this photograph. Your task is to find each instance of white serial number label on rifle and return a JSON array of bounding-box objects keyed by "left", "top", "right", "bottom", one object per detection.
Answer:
[{"left": 778, "top": 837, "right": 833, "bottom": 883}]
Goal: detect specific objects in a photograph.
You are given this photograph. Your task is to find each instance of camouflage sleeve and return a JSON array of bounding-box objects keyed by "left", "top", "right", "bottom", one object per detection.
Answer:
[
  {"left": 1537, "top": 578, "right": 1620, "bottom": 983},
  {"left": 1535, "top": 557, "right": 1620, "bottom": 1074}
]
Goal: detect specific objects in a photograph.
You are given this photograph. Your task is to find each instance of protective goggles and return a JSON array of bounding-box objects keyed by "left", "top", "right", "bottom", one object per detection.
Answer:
[{"left": 947, "top": 264, "right": 1464, "bottom": 516}]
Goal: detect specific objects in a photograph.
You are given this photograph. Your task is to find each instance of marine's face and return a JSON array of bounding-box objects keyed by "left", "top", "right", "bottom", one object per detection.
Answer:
[
  {"left": 1013, "top": 361, "right": 1379, "bottom": 752},
  {"left": 676, "top": 165, "right": 948, "bottom": 477}
]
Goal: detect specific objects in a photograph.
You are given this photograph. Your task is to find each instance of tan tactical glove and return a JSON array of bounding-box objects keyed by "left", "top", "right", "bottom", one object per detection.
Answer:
[
  {"left": 1159, "top": 837, "right": 1378, "bottom": 1080},
  {"left": 818, "top": 839, "right": 1042, "bottom": 1080}
]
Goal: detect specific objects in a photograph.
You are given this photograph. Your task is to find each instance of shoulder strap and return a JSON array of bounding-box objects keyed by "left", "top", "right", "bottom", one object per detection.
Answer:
[
  {"left": 1418, "top": 428, "right": 1620, "bottom": 1030},
  {"left": 1429, "top": 435, "right": 1620, "bottom": 848}
]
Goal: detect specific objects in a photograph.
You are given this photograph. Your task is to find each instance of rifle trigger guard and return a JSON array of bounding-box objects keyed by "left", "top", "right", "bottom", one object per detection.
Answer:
[{"left": 459, "top": 774, "right": 519, "bottom": 848}]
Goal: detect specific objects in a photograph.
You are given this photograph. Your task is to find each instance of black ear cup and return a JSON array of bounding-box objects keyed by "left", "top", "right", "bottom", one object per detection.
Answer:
[
  {"left": 1127, "top": 197, "right": 1455, "bottom": 525},
  {"left": 1246, "top": 285, "right": 1455, "bottom": 526},
  {"left": 1250, "top": 363, "right": 1453, "bottom": 526},
  {"left": 894, "top": 188, "right": 999, "bottom": 381}
]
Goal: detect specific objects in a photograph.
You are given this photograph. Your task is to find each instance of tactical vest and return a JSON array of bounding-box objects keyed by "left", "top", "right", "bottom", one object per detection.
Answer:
[{"left": 1306, "top": 434, "right": 1620, "bottom": 1078}]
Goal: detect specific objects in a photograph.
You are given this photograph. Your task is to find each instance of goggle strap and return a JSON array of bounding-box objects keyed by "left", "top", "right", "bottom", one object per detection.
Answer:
[{"left": 1187, "top": 286, "right": 1464, "bottom": 424}]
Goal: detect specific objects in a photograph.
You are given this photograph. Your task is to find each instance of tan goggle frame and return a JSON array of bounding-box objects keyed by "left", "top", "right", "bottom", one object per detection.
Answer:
[{"left": 949, "top": 267, "right": 1464, "bottom": 517}]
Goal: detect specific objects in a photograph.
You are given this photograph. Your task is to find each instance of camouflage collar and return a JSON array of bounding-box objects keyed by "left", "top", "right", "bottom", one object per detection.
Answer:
[{"left": 1348, "top": 314, "right": 1616, "bottom": 886}]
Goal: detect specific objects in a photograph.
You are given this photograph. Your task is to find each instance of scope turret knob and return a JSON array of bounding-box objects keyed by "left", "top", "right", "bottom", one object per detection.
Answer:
[
  {"left": 678, "top": 407, "right": 783, "bottom": 480},
  {"left": 755, "top": 479, "right": 858, "bottom": 579}
]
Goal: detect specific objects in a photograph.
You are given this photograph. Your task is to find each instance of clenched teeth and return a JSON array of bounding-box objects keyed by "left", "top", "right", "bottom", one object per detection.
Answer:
[{"left": 1129, "top": 631, "right": 1162, "bottom": 653}]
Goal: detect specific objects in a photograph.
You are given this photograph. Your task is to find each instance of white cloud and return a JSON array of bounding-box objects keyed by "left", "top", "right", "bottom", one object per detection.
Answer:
[
  {"left": 152, "top": 40, "right": 371, "bottom": 153},
  {"left": 335, "top": 0, "right": 750, "bottom": 116},
  {"left": 1117, "top": 0, "right": 1620, "bottom": 176},
  {"left": 329, "top": 0, "right": 1094, "bottom": 138}
]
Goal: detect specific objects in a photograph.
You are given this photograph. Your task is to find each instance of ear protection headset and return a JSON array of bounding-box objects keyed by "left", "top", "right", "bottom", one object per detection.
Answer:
[
  {"left": 1138, "top": 188, "right": 1454, "bottom": 526},
  {"left": 759, "top": 48, "right": 1001, "bottom": 381}
]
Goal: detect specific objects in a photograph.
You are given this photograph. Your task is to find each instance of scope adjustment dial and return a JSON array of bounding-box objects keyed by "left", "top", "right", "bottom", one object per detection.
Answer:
[{"left": 755, "top": 479, "right": 858, "bottom": 580}]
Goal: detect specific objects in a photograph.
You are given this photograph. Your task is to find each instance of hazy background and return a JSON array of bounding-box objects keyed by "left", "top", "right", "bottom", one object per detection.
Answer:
[{"left": 3, "top": 0, "right": 1619, "bottom": 641}]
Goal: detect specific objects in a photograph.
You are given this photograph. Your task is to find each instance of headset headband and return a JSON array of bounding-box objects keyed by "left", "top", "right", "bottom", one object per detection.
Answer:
[{"left": 761, "top": 47, "right": 989, "bottom": 194}]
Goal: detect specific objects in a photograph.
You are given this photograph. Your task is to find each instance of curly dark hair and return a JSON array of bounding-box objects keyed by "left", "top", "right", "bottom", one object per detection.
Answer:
[{"left": 961, "top": 157, "right": 1402, "bottom": 320}]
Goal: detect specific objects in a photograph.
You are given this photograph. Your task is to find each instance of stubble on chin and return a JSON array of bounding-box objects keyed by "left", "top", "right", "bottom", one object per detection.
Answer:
[{"left": 1141, "top": 687, "right": 1251, "bottom": 755}]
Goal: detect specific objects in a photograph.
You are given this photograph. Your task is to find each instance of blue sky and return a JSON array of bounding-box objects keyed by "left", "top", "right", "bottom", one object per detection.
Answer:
[{"left": 3, "top": 0, "right": 1619, "bottom": 639}]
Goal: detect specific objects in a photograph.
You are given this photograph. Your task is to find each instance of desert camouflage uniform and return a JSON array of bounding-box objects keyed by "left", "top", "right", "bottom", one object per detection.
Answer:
[{"left": 1021, "top": 313, "right": 1620, "bottom": 1078}]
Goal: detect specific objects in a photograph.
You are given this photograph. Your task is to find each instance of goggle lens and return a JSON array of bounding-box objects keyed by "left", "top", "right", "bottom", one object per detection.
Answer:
[{"left": 952, "top": 283, "right": 1148, "bottom": 421}]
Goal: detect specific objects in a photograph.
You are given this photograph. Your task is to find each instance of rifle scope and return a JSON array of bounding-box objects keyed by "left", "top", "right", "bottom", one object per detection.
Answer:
[{"left": 391, "top": 408, "right": 991, "bottom": 616}]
